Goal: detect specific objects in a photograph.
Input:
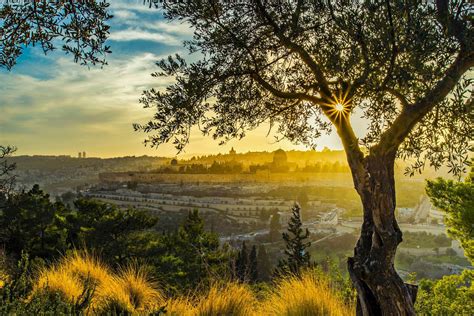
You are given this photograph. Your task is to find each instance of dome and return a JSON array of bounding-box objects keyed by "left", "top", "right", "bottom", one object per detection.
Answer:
[
  {"left": 273, "top": 149, "right": 287, "bottom": 165},
  {"left": 170, "top": 158, "right": 178, "bottom": 165}
]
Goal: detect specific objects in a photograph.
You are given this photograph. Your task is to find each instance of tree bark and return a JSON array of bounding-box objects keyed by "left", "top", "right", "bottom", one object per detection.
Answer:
[{"left": 347, "top": 152, "right": 417, "bottom": 316}]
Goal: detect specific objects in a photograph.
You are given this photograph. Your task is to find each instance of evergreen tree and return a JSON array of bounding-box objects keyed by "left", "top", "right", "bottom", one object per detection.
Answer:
[
  {"left": 426, "top": 168, "right": 474, "bottom": 263},
  {"left": 277, "top": 204, "right": 311, "bottom": 276},
  {"left": 175, "top": 209, "right": 221, "bottom": 287},
  {"left": 257, "top": 244, "right": 271, "bottom": 282},
  {"left": 297, "top": 190, "right": 310, "bottom": 219},
  {"left": 269, "top": 212, "right": 281, "bottom": 242},
  {"left": 235, "top": 241, "right": 249, "bottom": 282},
  {"left": 0, "top": 185, "right": 69, "bottom": 259},
  {"left": 249, "top": 245, "right": 258, "bottom": 283},
  {"left": 69, "top": 198, "right": 158, "bottom": 264}
]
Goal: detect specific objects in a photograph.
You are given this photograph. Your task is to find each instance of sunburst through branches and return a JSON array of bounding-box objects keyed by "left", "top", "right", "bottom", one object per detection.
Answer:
[{"left": 322, "top": 89, "right": 352, "bottom": 124}]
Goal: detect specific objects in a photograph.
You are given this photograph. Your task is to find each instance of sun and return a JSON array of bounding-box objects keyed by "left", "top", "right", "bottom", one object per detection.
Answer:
[
  {"left": 324, "top": 98, "right": 351, "bottom": 124},
  {"left": 334, "top": 103, "right": 344, "bottom": 112}
]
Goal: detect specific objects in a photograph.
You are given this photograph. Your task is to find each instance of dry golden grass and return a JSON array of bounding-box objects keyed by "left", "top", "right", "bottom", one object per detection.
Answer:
[
  {"left": 31, "top": 253, "right": 354, "bottom": 316},
  {"left": 32, "top": 252, "right": 164, "bottom": 315},
  {"left": 164, "top": 297, "right": 196, "bottom": 316},
  {"left": 34, "top": 265, "right": 84, "bottom": 303},
  {"left": 258, "top": 271, "right": 354, "bottom": 316},
  {"left": 196, "top": 282, "right": 258, "bottom": 316},
  {"left": 62, "top": 251, "right": 113, "bottom": 286},
  {"left": 104, "top": 264, "right": 164, "bottom": 313}
]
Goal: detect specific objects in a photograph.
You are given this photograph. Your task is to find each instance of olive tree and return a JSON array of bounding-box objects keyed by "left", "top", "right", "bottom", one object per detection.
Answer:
[
  {"left": 135, "top": 1, "right": 473, "bottom": 315},
  {"left": 0, "top": 0, "right": 111, "bottom": 69}
]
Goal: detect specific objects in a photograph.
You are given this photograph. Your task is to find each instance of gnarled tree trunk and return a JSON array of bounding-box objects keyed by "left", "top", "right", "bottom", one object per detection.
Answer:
[{"left": 347, "top": 151, "right": 417, "bottom": 316}]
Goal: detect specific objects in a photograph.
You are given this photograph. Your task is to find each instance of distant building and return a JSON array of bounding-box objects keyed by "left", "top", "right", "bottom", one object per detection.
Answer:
[
  {"left": 413, "top": 195, "right": 432, "bottom": 223},
  {"left": 78, "top": 152, "right": 82, "bottom": 158},
  {"left": 229, "top": 147, "right": 236, "bottom": 155},
  {"left": 271, "top": 149, "right": 290, "bottom": 172},
  {"left": 319, "top": 210, "right": 338, "bottom": 227},
  {"left": 82, "top": 151, "right": 86, "bottom": 159}
]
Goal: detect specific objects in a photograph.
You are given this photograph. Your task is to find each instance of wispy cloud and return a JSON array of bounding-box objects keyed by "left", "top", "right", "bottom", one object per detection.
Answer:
[
  {"left": 145, "top": 21, "right": 194, "bottom": 36},
  {"left": 113, "top": 9, "right": 138, "bottom": 20},
  {"left": 109, "top": 28, "right": 182, "bottom": 45}
]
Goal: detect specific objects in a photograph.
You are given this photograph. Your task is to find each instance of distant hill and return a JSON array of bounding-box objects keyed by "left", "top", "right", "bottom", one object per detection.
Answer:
[{"left": 184, "top": 149, "right": 348, "bottom": 168}]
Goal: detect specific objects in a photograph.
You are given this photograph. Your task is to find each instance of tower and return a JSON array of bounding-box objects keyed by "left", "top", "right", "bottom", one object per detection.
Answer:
[{"left": 82, "top": 151, "right": 86, "bottom": 158}]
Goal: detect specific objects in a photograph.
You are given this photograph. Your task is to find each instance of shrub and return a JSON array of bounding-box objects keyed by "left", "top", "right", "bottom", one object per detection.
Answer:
[{"left": 416, "top": 269, "right": 473, "bottom": 315}]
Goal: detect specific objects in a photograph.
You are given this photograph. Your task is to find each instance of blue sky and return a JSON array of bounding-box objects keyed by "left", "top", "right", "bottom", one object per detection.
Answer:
[{"left": 0, "top": 0, "right": 363, "bottom": 158}]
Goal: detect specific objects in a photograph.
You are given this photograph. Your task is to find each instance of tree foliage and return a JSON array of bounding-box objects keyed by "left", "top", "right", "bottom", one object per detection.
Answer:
[
  {"left": 134, "top": 2, "right": 473, "bottom": 312},
  {"left": 277, "top": 204, "right": 311, "bottom": 276},
  {"left": 269, "top": 211, "right": 281, "bottom": 242},
  {"left": 153, "top": 210, "right": 232, "bottom": 293},
  {"left": 235, "top": 242, "right": 259, "bottom": 283},
  {"left": 0, "top": 146, "right": 16, "bottom": 196},
  {"left": 0, "top": 185, "right": 159, "bottom": 262},
  {"left": 235, "top": 241, "right": 249, "bottom": 282},
  {"left": 0, "top": 185, "right": 69, "bottom": 259},
  {"left": 256, "top": 244, "right": 272, "bottom": 282},
  {"left": 426, "top": 168, "right": 474, "bottom": 263},
  {"left": 0, "top": 0, "right": 112, "bottom": 69},
  {"left": 136, "top": 1, "right": 473, "bottom": 177},
  {"left": 415, "top": 270, "right": 474, "bottom": 315},
  {"left": 66, "top": 198, "right": 159, "bottom": 264}
]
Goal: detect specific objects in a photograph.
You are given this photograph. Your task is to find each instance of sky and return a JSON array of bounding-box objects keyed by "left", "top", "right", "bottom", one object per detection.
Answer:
[{"left": 0, "top": 0, "right": 368, "bottom": 158}]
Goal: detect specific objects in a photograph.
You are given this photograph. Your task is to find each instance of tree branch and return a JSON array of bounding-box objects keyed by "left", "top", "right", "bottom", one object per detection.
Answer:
[
  {"left": 380, "top": 0, "right": 398, "bottom": 89},
  {"left": 251, "top": 72, "right": 322, "bottom": 105},
  {"left": 436, "top": 0, "right": 472, "bottom": 49},
  {"left": 253, "top": 0, "right": 332, "bottom": 97},
  {"left": 385, "top": 88, "right": 410, "bottom": 108},
  {"left": 290, "top": 0, "right": 304, "bottom": 35},
  {"left": 376, "top": 50, "right": 474, "bottom": 155}
]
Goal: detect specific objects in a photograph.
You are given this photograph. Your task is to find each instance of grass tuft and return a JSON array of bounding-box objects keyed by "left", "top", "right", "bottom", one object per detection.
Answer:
[
  {"left": 196, "top": 282, "right": 258, "bottom": 316},
  {"left": 32, "top": 252, "right": 164, "bottom": 314},
  {"left": 112, "top": 264, "right": 164, "bottom": 312},
  {"left": 165, "top": 297, "right": 196, "bottom": 316},
  {"left": 30, "top": 253, "right": 354, "bottom": 315},
  {"left": 34, "top": 266, "right": 84, "bottom": 304},
  {"left": 258, "top": 271, "right": 354, "bottom": 316}
]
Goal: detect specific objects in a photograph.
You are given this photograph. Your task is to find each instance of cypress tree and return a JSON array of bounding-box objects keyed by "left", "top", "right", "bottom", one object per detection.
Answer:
[
  {"left": 277, "top": 203, "right": 311, "bottom": 276},
  {"left": 257, "top": 244, "right": 271, "bottom": 282},
  {"left": 235, "top": 241, "right": 248, "bottom": 282},
  {"left": 269, "top": 211, "right": 281, "bottom": 242},
  {"left": 249, "top": 245, "right": 258, "bottom": 283}
]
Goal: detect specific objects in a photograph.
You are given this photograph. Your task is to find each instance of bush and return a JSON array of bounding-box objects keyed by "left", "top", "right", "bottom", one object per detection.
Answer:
[{"left": 416, "top": 270, "right": 473, "bottom": 315}]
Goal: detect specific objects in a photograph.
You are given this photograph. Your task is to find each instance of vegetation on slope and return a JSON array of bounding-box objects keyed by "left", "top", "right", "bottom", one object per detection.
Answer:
[{"left": 1, "top": 251, "right": 354, "bottom": 315}]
